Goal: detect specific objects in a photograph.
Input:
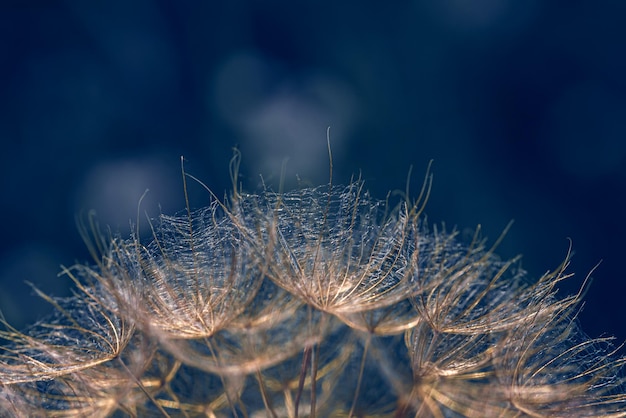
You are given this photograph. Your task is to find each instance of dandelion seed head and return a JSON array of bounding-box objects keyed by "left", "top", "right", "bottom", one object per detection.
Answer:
[{"left": 0, "top": 158, "right": 624, "bottom": 417}]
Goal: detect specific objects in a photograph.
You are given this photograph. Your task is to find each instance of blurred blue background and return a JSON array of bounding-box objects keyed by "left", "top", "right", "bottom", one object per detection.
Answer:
[{"left": 1, "top": 2, "right": 625, "bottom": 345}]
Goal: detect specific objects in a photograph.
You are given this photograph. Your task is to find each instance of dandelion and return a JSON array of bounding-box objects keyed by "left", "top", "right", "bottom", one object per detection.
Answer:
[{"left": 0, "top": 147, "right": 624, "bottom": 417}]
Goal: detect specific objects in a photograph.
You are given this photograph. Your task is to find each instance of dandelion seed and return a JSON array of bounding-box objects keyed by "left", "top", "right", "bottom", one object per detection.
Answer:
[{"left": 130, "top": 202, "right": 264, "bottom": 340}]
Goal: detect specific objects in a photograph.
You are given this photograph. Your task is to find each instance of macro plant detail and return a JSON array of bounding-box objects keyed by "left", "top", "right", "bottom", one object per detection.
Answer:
[{"left": 0, "top": 151, "right": 625, "bottom": 417}]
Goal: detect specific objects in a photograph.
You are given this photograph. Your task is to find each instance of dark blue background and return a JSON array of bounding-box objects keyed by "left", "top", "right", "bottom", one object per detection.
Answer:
[{"left": 1, "top": 2, "right": 625, "bottom": 347}]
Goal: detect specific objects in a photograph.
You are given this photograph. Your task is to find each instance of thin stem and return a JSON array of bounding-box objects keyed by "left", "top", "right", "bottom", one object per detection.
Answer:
[
  {"left": 348, "top": 333, "right": 371, "bottom": 418},
  {"left": 294, "top": 345, "right": 311, "bottom": 418}
]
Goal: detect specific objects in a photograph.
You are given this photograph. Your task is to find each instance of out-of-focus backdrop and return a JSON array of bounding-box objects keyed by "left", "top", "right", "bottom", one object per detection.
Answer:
[{"left": 1, "top": 2, "right": 625, "bottom": 345}]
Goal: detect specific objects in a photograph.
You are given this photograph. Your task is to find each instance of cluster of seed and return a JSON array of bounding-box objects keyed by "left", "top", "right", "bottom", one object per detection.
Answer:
[{"left": 0, "top": 165, "right": 625, "bottom": 417}]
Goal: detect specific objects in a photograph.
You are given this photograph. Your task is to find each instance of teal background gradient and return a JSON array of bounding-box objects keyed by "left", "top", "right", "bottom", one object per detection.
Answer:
[{"left": 1, "top": 2, "right": 625, "bottom": 348}]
